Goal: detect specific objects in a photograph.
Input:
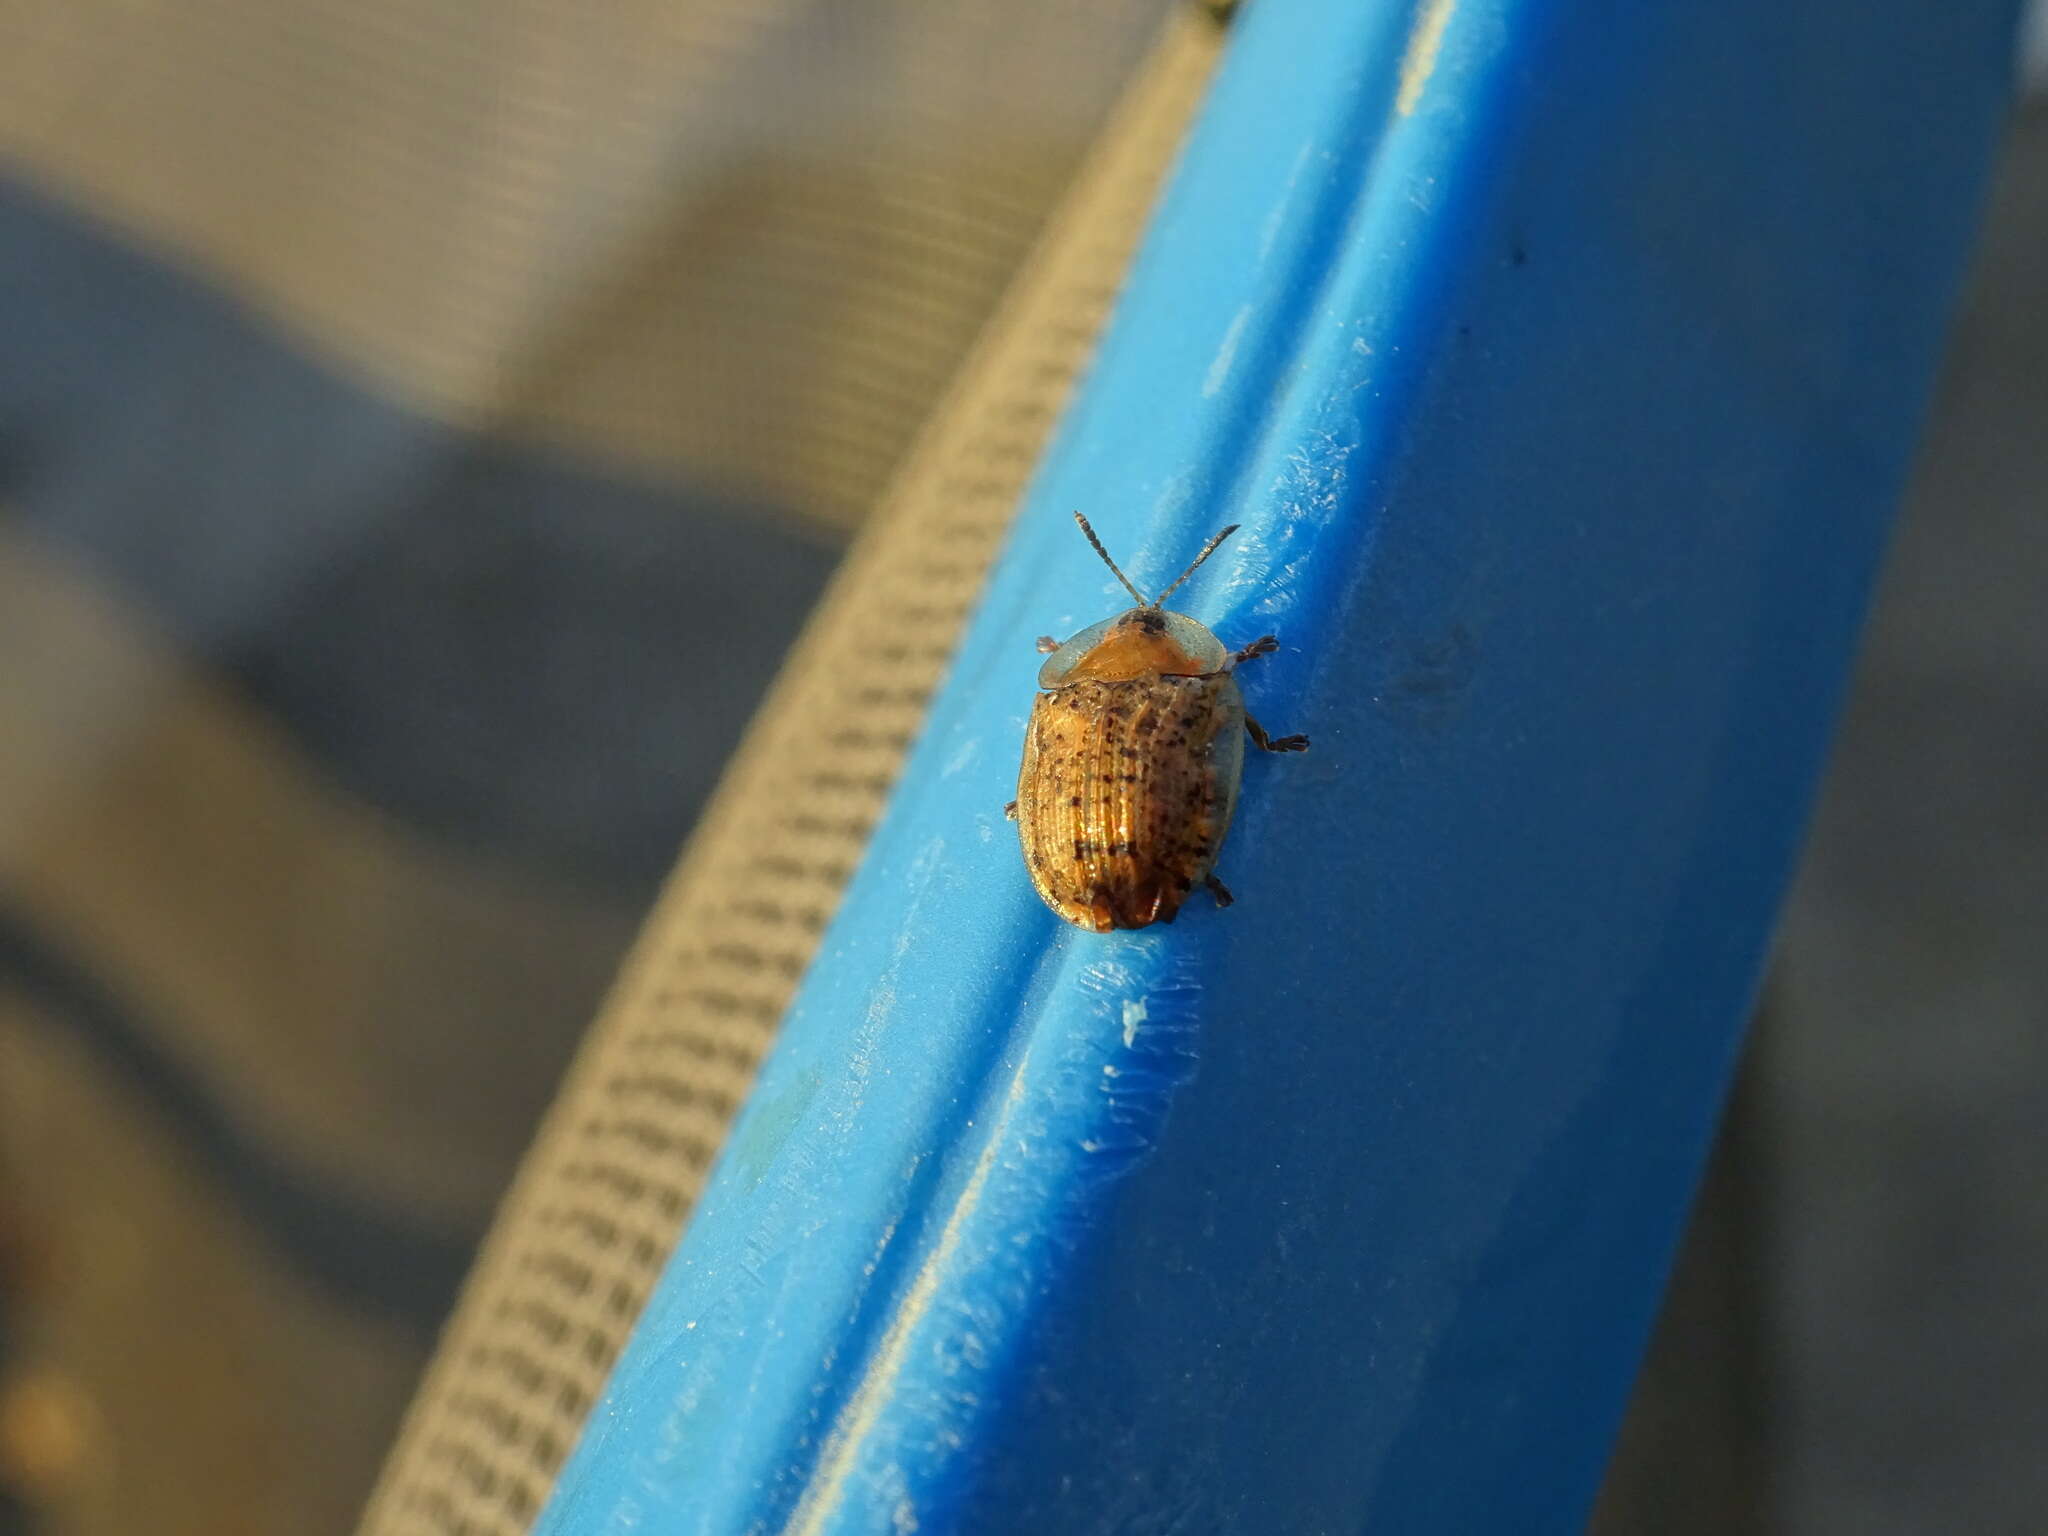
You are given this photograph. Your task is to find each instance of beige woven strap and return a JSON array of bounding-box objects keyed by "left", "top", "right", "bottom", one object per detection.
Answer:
[{"left": 354, "top": 15, "right": 1226, "bottom": 1534}]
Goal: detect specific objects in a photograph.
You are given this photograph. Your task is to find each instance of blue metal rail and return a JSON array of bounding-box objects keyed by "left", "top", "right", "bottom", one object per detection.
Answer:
[{"left": 537, "top": 1, "right": 2021, "bottom": 1531}]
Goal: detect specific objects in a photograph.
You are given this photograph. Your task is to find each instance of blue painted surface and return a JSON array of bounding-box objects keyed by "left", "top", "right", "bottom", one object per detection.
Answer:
[{"left": 539, "top": 0, "right": 2021, "bottom": 1532}]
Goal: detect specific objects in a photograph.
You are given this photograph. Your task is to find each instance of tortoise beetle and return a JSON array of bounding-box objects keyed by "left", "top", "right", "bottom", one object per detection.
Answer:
[{"left": 1005, "top": 513, "right": 1307, "bottom": 931}]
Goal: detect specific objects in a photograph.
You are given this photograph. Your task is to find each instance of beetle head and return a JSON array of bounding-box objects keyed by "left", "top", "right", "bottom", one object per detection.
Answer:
[{"left": 1038, "top": 514, "right": 1236, "bottom": 687}]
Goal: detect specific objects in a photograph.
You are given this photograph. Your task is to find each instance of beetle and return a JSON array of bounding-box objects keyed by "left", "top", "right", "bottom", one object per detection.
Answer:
[{"left": 1005, "top": 512, "right": 1308, "bottom": 932}]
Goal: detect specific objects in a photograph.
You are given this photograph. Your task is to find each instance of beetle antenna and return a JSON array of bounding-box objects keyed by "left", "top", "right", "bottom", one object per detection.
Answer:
[
  {"left": 1071, "top": 512, "right": 1149, "bottom": 608},
  {"left": 1152, "top": 523, "right": 1240, "bottom": 607}
]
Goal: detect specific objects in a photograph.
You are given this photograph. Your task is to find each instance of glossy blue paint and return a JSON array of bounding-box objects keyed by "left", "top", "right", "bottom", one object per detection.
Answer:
[{"left": 538, "top": 1, "right": 2021, "bottom": 1532}]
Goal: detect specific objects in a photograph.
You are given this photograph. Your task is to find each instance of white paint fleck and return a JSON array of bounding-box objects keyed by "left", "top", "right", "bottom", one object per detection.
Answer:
[
  {"left": 1122, "top": 997, "right": 1147, "bottom": 1048},
  {"left": 941, "top": 735, "right": 980, "bottom": 779},
  {"left": 1202, "top": 304, "right": 1253, "bottom": 398},
  {"left": 1256, "top": 142, "right": 1316, "bottom": 264}
]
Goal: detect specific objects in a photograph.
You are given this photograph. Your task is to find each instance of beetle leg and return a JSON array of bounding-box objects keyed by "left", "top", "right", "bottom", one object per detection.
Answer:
[
  {"left": 1245, "top": 713, "right": 1310, "bottom": 752},
  {"left": 1003, "top": 800, "right": 1019, "bottom": 820},
  {"left": 1204, "top": 873, "right": 1235, "bottom": 907},
  {"left": 1228, "top": 634, "right": 1280, "bottom": 669},
  {"left": 1036, "top": 635, "right": 1061, "bottom": 654}
]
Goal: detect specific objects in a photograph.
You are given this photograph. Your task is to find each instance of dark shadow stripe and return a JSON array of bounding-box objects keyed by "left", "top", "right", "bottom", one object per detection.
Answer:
[
  {"left": 0, "top": 909, "right": 475, "bottom": 1327},
  {"left": 0, "top": 174, "right": 842, "bottom": 895}
]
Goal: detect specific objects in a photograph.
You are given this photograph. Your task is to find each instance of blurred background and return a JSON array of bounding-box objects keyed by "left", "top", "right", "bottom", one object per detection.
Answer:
[{"left": 0, "top": 3, "right": 2041, "bottom": 1533}]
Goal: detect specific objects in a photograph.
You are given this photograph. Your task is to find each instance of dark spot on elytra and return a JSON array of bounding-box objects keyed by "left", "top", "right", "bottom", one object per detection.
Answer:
[{"left": 1069, "top": 795, "right": 1082, "bottom": 807}]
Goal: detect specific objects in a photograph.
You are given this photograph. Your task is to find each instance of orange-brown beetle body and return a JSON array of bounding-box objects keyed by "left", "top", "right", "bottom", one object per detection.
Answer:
[{"left": 1008, "top": 515, "right": 1307, "bottom": 932}]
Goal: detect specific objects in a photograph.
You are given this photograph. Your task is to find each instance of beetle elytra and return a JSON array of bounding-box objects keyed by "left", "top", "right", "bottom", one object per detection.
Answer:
[{"left": 1006, "top": 513, "right": 1307, "bottom": 932}]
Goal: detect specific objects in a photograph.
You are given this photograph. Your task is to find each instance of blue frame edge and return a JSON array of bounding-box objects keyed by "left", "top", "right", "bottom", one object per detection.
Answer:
[{"left": 538, "top": 1, "right": 2022, "bottom": 1532}]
